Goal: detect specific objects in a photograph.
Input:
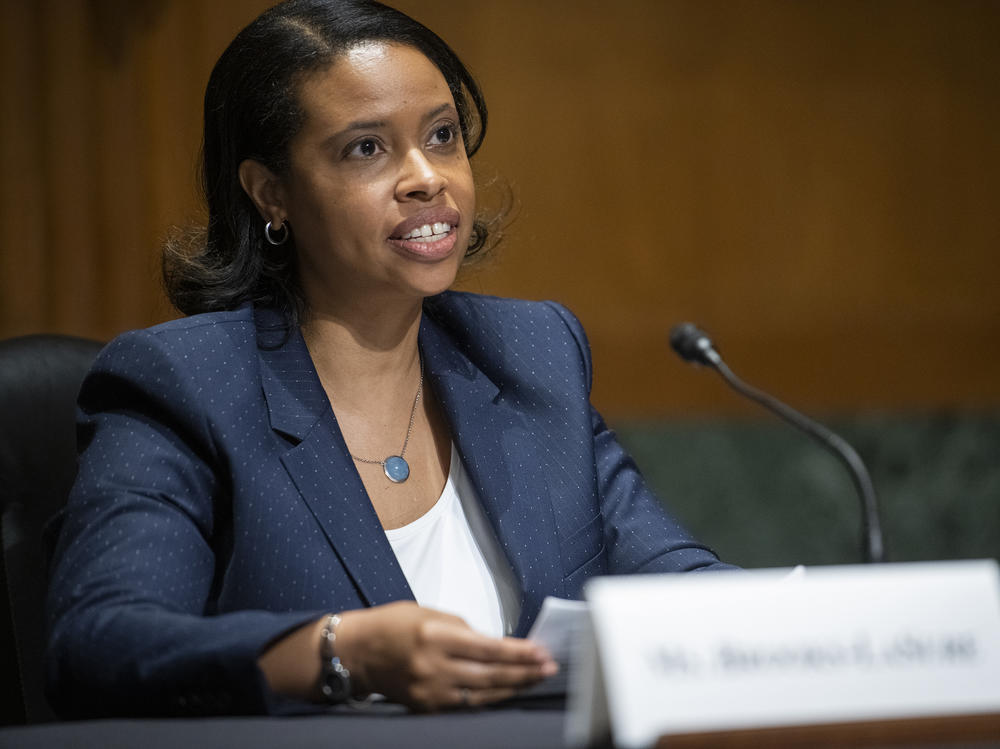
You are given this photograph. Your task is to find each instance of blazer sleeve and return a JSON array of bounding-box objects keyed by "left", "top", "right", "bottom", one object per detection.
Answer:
[
  {"left": 45, "top": 329, "right": 323, "bottom": 718},
  {"left": 543, "top": 301, "right": 737, "bottom": 575}
]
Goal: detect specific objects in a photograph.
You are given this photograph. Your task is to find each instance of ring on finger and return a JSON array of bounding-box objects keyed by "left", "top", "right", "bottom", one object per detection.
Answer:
[{"left": 460, "top": 687, "right": 471, "bottom": 707}]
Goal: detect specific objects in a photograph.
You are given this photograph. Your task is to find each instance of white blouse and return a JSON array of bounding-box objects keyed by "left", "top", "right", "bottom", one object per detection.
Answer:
[{"left": 384, "top": 444, "right": 521, "bottom": 637}]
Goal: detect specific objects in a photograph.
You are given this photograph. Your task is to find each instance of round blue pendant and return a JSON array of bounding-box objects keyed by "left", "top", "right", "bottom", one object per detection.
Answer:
[{"left": 384, "top": 455, "right": 410, "bottom": 483}]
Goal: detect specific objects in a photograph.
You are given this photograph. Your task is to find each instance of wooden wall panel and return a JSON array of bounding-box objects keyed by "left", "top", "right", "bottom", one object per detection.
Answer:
[
  {"left": 0, "top": 0, "right": 47, "bottom": 333},
  {"left": 42, "top": 0, "right": 101, "bottom": 333},
  {"left": 1, "top": 0, "right": 998, "bottom": 419}
]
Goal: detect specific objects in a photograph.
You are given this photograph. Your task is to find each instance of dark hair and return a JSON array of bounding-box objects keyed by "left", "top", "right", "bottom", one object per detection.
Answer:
[{"left": 163, "top": 0, "right": 490, "bottom": 321}]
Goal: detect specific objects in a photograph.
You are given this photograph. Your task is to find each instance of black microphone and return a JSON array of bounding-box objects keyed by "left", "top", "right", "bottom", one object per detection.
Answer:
[{"left": 669, "top": 323, "right": 885, "bottom": 564}]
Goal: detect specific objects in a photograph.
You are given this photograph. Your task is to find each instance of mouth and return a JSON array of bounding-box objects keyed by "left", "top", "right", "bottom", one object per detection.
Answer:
[{"left": 388, "top": 208, "right": 462, "bottom": 260}]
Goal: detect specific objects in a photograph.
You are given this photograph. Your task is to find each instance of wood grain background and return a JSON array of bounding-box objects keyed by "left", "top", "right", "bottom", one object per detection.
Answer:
[{"left": 2, "top": 0, "right": 998, "bottom": 419}]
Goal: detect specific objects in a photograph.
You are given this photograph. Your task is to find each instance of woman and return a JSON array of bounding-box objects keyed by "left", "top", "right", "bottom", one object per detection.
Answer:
[{"left": 45, "top": 0, "right": 731, "bottom": 718}]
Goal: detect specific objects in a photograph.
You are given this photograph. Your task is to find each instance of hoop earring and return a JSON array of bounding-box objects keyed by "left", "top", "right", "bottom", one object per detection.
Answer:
[{"left": 264, "top": 220, "right": 289, "bottom": 246}]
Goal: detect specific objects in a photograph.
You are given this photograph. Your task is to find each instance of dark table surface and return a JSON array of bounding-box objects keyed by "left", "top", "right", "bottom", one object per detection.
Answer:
[
  {"left": 4, "top": 704, "right": 998, "bottom": 749},
  {"left": 0, "top": 704, "right": 570, "bottom": 749}
]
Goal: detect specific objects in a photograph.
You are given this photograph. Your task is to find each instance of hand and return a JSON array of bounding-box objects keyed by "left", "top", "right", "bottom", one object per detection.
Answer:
[{"left": 335, "top": 601, "right": 558, "bottom": 711}]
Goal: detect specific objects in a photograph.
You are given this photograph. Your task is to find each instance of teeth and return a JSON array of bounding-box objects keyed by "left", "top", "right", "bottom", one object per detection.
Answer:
[{"left": 402, "top": 222, "right": 451, "bottom": 240}]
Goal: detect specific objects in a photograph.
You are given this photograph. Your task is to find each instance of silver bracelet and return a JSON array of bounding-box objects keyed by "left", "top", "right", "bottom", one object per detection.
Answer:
[{"left": 319, "top": 613, "right": 373, "bottom": 708}]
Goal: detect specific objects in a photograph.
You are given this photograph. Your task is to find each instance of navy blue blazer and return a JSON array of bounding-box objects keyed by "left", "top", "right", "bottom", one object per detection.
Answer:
[{"left": 46, "top": 292, "right": 730, "bottom": 717}]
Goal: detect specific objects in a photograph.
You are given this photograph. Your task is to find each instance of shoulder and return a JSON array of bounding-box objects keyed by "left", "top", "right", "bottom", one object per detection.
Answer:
[
  {"left": 82, "top": 307, "right": 262, "bottom": 420},
  {"left": 94, "top": 306, "right": 258, "bottom": 373},
  {"left": 426, "top": 290, "right": 588, "bottom": 346},
  {"left": 424, "top": 291, "right": 594, "bottom": 392},
  {"left": 113, "top": 305, "right": 256, "bottom": 349}
]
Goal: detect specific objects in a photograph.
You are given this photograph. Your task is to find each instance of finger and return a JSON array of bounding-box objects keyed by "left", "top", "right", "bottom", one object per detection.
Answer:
[
  {"left": 440, "top": 657, "right": 558, "bottom": 690},
  {"left": 426, "top": 624, "right": 553, "bottom": 665}
]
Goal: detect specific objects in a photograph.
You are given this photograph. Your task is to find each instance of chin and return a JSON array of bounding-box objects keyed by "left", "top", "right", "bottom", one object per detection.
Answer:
[
  {"left": 410, "top": 259, "right": 464, "bottom": 299},
  {"left": 414, "top": 277, "right": 460, "bottom": 301}
]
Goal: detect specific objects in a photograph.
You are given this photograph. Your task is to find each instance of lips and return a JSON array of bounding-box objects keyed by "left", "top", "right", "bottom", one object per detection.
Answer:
[
  {"left": 389, "top": 206, "right": 461, "bottom": 239},
  {"left": 388, "top": 207, "right": 462, "bottom": 260}
]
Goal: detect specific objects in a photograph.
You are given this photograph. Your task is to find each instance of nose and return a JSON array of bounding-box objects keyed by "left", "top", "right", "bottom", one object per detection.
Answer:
[{"left": 395, "top": 148, "right": 446, "bottom": 201}]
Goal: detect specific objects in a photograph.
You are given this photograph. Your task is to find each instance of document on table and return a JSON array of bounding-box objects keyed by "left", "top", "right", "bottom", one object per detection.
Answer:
[{"left": 521, "top": 596, "right": 589, "bottom": 698}]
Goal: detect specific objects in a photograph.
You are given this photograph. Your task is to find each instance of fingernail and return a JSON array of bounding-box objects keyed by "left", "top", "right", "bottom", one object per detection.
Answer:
[{"left": 542, "top": 661, "right": 559, "bottom": 676}]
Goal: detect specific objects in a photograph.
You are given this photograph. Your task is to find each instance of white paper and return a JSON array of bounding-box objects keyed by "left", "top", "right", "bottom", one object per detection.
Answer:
[{"left": 520, "top": 596, "right": 588, "bottom": 698}]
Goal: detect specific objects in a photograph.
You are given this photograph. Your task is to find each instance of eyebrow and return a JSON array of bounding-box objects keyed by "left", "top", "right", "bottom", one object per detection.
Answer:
[
  {"left": 333, "top": 102, "right": 458, "bottom": 140},
  {"left": 421, "top": 102, "right": 456, "bottom": 123}
]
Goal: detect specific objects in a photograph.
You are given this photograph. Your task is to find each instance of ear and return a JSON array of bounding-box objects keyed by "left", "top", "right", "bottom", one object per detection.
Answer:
[{"left": 238, "top": 159, "right": 286, "bottom": 224}]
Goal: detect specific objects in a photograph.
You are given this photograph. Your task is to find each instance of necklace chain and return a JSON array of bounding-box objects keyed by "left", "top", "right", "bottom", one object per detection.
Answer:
[{"left": 349, "top": 356, "right": 423, "bottom": 468}]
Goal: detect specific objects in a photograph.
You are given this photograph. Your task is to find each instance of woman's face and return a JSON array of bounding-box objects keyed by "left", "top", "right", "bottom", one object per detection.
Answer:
[{"left": 278, "top": 43, "right": 476, "bottom": 315}]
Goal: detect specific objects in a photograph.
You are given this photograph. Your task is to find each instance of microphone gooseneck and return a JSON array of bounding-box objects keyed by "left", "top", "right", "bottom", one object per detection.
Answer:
[{"left": 669, "top": 323, "right": 885, "bottom": 564}]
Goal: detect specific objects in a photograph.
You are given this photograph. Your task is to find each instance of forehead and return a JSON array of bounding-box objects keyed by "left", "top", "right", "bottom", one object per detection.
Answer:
[{"left": 295, "top": 42, "right": 454, "bottom": 129}]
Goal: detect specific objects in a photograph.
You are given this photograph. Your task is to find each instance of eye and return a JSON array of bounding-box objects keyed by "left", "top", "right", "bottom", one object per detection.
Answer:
[
  {"left": 428, "top": 123, "right": 458, "bottom": 147},
  {"left": 345, "top": 137, "right": 384, "bottom": 159}
]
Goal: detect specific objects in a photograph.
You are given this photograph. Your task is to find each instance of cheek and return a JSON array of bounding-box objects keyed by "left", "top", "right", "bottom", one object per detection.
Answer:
[
  {"left": 450, "top": 161, "right": 476, "bottom": 209},
  {"left": 289, "top": 180, "right": 378, "bottom": 240},
  {"left": 284, "top": 177, "right": 332, "bottom": 230}
]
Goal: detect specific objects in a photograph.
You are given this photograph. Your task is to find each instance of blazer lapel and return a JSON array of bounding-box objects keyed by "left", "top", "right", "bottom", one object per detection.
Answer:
[
  {"left": 420, "top": 313, "right": 567, "bottom": 637},
  {"left": 254, "top": 306, "right": 414, "bottom": 608}
]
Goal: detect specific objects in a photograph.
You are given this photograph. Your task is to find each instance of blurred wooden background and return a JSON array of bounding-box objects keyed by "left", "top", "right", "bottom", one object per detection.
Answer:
[{"left": 2, "top": 0, "right": 998, "bottom": 420}]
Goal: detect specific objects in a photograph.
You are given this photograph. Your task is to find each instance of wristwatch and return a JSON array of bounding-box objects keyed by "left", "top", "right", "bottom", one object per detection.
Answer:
[{"left": 319, "top": 613, "right": 352, "bottom": 703}]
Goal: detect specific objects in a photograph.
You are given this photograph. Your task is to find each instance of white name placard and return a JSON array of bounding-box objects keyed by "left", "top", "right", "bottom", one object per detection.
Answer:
[{"left": 566, "top": 560, "right": 1000, "bottom": 749}]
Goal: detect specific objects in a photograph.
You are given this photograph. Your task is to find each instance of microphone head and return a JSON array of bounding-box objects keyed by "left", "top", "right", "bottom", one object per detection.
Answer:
[{"left": 669, "top": 322, "right": 720, "bottom": 366}]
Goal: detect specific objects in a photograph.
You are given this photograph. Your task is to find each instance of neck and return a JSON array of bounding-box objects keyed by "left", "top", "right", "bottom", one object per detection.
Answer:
[{"left": 300, "top": 297, "right": 424, "bottom": 403}]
